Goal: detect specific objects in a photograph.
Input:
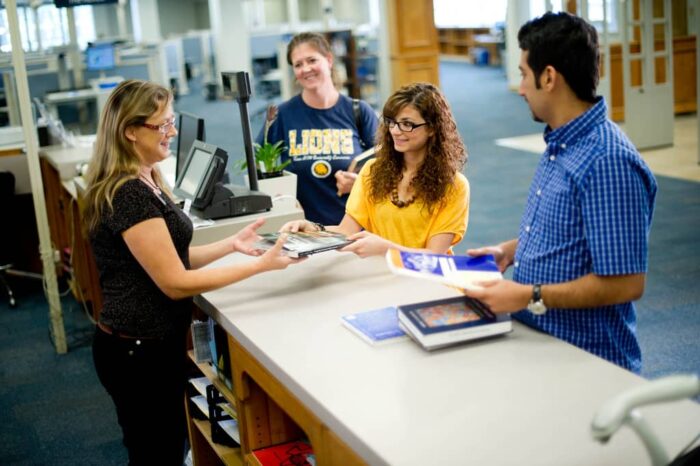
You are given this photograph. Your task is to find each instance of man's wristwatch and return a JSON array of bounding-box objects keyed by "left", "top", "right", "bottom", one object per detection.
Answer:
[{"left": 527, "top": 284, "right": 547, "bottom": 315}]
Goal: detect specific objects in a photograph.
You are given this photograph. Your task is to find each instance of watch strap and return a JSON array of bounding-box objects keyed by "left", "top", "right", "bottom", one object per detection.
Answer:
[{"left": 532, "top": 284, "right": 542, "bottom": 303}]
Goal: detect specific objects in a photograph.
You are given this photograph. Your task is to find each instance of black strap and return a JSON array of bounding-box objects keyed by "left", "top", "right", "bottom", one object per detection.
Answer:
[{"left": 352, "top": 98, "right": 367, "bottom": 149}]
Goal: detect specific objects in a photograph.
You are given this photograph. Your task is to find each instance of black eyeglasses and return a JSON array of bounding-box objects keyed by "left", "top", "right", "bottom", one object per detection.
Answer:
[{"left": 383, "top": 117, "right": 428, "bottom": 133}]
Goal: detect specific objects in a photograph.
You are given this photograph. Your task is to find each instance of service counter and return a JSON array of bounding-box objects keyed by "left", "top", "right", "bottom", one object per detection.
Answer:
[{"left": 193, "top": 252, "right": 700, "bottom": 465}]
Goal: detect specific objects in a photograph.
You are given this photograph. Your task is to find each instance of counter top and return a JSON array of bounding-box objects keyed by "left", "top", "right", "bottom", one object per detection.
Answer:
[{"left": 196, "top": 252, "right": 700, "bottom": 466}]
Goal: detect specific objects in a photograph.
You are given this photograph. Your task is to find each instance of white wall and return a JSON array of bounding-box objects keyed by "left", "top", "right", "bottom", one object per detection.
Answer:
[
  {"left": 266, "top": 0, "right": 290, "bottom": 25},
  {"left": 158, "top": 0, "right": 210, "bottom": 38},
  {"left": 333, "top": 0, "right": 371, "bottom": 25},
  {"left": 505, "top": 0, "right": 530, "bottom": 90},
  {"left": 688, "top": 0, "right": 698, "bottom": 35},
  {"left": 92, "top": 3, "right": 131, "bottom": 40}
]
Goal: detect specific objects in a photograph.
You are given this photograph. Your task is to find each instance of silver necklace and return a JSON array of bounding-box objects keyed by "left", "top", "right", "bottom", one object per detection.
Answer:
[
  {"left": 139, "top": 175, "right": 161, "bottom": 194},
  {"left": 139, "top": 175, "right": 166, "bottom": 205}
]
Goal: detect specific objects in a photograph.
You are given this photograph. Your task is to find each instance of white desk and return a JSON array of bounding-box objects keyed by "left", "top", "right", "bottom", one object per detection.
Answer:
[
  {"left": 44, "top": 89, "right": 99, "bottom": 128},
  {"left": 40, "top": 143, "right": 93, "bottom": 181},
  {"left": 196, "top": 253, "right": 700, "bottom": 466}
]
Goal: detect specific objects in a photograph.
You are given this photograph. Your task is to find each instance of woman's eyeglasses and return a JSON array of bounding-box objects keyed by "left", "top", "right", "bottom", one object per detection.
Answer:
[
  {"left": 383, "top": 117, "right": 428, "bottom": 133},
  {"left": 141, "top": 119, "right": 177, "bottom": 134}
]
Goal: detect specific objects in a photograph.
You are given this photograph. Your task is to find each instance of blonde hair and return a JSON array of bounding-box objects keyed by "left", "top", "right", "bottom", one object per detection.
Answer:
[{"left": 82, "top": 79, "right": 172, "bottom": 233}]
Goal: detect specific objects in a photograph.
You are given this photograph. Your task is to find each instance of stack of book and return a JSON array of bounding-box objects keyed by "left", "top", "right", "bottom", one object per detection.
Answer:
[
  {"left": 397, "top": 295, "right": 512, "bottom": 351},
  {"left": 341, "top": 250, "right": 512, "bottom": 350}
]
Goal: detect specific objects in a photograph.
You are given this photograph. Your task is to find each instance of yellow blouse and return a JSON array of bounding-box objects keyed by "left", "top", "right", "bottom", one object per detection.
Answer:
[{"left": 346, "top": 159, "right": 469, "bottom": 251}]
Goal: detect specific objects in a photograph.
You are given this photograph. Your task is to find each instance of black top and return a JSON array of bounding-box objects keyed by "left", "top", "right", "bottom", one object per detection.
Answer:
[{"left": 91, "top": 179, "right": 193, "bottom": 338}]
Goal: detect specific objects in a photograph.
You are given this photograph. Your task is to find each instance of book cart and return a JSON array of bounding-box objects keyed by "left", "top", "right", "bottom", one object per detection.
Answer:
[{"left": 186, "top": 314, "right": 365, "bottom": 466}]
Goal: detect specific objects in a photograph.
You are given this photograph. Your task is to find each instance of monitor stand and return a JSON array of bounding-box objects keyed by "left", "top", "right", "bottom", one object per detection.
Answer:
[
  {"left": 193, "top": 183, "right": 272, "bottom": 220},
  {"left": 197, "top": 71, "right": 272, "bottom": 220}
]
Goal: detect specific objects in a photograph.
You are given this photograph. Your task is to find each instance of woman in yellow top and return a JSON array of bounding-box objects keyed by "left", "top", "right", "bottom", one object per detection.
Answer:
[{"left": 281, "top": 82, "right": 469, "bottom": 257}]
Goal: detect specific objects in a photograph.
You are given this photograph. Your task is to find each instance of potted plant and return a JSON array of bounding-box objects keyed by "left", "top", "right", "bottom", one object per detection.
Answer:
[{"left": 253, "top": 139, "right": 290, "bottom": 179}]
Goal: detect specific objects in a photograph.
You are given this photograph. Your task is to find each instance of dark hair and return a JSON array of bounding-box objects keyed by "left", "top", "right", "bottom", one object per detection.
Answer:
[
  {"left": 518, "top": 12, "right": 599, "bottom": 103},
  {"left": 286, "top": 32, "right": 333, "bottom": 65},
  {"left": 370, "top": 82, "right": 466, "bottom": 211}
]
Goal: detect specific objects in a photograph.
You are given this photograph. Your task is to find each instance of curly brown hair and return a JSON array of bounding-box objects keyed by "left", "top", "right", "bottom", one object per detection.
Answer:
[{"left": 369, "top": 82, "right": 466, "bottom": 210}]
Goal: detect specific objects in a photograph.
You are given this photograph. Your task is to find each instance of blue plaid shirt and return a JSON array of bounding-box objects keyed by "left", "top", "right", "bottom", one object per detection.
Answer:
[{"left": 513, "top": 98, "right": 657, "bottom": 373}]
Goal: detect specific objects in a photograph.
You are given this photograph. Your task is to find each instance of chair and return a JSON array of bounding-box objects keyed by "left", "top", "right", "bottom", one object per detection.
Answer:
[
  {"left": 0, "top": 171, "right": 42, "bottom": 307},
  {"left": 591, "top": 374, "right": 700, "bottom": 466}
]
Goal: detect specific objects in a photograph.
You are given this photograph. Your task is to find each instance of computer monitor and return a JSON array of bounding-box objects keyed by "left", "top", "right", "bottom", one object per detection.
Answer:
[
  {"left": 174, "top": 140, "right": 227, "bottom": 210},
  {"left": 175, "top": 111, "right": 206, "bottom": 180},
  {"left": 86, "top": 44, "right": 116, "bottom": 72}
]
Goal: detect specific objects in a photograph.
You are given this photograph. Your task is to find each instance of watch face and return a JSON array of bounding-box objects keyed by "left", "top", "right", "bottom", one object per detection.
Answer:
[{"left": 528, "top": 300, "right": 547, "bottom": 315}]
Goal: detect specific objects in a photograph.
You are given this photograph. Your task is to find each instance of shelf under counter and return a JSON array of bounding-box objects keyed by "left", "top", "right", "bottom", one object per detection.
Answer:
[{"left": 190, "top": 418, "right": 244, "bottom": 466}]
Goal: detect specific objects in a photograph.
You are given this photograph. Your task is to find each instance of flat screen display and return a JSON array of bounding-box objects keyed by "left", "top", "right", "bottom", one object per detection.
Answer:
[
  {"left": 177, "top": 148, "right": 212, "bottom": 199},
  {"left": 176, "top": 112, "right": 205, "bottom": 180},
  {"left": 86, "top": 45, "right": 115, "bottom": 71},
  {"left": 174, "top": 140, "right": 228, "bottom": 210}
]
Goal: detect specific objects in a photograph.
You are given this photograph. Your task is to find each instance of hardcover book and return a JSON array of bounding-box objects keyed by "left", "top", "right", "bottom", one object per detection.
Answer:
[
  {"left": 255, "top": 231, "right": 353, "bottom": 258},
  {"left": 341, "top": 306, "right": 407, "bottom": 346},
  {"left": 386, "top": 249, "right": 502, "bottom": 290},
  {"left": 398, "top": 295, "right": 512, "bottom": 351}
]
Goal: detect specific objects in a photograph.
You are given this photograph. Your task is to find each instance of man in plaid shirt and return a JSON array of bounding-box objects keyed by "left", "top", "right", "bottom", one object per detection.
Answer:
[{"left": 465, "top": 12, "right": 657, "bottom": 373}]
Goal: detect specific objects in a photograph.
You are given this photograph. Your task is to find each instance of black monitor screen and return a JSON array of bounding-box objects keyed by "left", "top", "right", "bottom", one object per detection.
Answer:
[
  {"left": 174, "top": 140, "right": 227, "bottom": 209},
  {"left": 86, "top": 44, "right": 115, "bottom": 71},
  {"left": 176, "top": 112, "right": 205, "bottom": 180},
  {"left": 177, "top": 148, "right": 211, "bottom": 199}
]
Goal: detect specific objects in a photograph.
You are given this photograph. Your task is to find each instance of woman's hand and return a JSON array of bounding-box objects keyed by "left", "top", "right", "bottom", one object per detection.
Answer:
[
  {"left": 340, "top": 231, "right": 392, "bottom": 258},
  {"left": 279, "top": 219, "right": 319, "bottom": 233},
  {"left": 335, "top": 170, "right": 357, "bottom": 196},
  {"left": 230, "top": 218, "right": 265, "bottom": 256},
  {"left": 256, "top": 233, "right": 304, "bottom": 271}
]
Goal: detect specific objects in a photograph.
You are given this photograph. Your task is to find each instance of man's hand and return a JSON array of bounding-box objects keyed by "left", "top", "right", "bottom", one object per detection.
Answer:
[
  {"left": 466, "top": 239, "right": 517, "bottom": 273},
  {"left": 335, "top": 170, "right": 357, "bottom": 196},
  {"left": 462, "top": 279, "right": 531, "bottom": 314}
]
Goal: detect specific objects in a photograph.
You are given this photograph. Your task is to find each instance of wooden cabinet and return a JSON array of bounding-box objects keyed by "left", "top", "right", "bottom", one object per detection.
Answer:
[
  {"left": 386, "top": 0, "right": 440, "bottom": 88},
  {"left": 186, "top": 325, "right": 366, "bottom": 466},
  {"left": 438, "top": 28, "right": 489, "bottom": 57},
  {"left": 609, "top": 36, "right": 697, "bottom": 121},
  {"left": 40, "top": 156, "right": 102, "bottom": 318}
]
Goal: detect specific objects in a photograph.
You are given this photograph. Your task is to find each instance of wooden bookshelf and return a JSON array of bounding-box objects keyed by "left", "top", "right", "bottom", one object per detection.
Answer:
[
  {"left": 191, "top": 418, "right": 243, "bottom": 466},
  {"left": 186, "top": 350, "right": 244, "bottom": 466},
  {"left": 184, "top": 326, "right": 366, "bottom": 465},
  {"left": 437, "top": 27, "right": 489, "bottom": 59}
]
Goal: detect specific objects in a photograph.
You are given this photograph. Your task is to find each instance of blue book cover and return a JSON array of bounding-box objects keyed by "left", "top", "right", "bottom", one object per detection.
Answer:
[
  {"left": 342, "top": 306, "right": 407, "bottom": 346},
  {"left": 386, "top": 249, "right": 502, "bottom": 290}
]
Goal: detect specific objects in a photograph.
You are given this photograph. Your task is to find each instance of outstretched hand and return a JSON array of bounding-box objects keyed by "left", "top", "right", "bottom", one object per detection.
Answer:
[
  {"left": 279, "top": 219, "right": 315, "bottom": 233},
  {"left": 231, "top": 218, "right": 266, "bottom": 256},
  {"left": 340, "top": 231, "right": 392, "bottom": 258},
  {"left": 257, "top": 233, "right": 304, "bottom": 271}
]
